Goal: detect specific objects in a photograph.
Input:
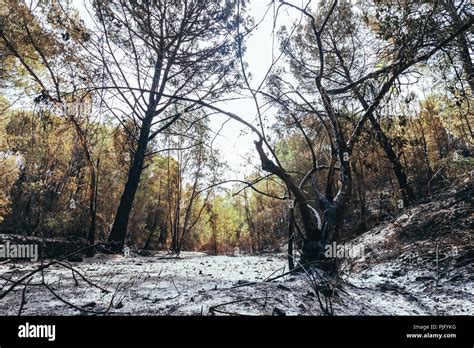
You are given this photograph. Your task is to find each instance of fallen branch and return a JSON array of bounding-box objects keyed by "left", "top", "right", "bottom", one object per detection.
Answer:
[
  {"left": 43, "top": 281, "right": 108, "bottom": 315},
  {"left": 56, "top": 261, "right": 109, "bottom": 294},
  {"left": 209, "top": 297, "right": 268, "bottom": 316},
  {"left": 0, "top": 243, "right": 101, "bottom": 300}
]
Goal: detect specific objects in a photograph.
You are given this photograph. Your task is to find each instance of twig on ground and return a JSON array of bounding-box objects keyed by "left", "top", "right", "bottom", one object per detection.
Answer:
[{"left": 209, "top": 297, "right": 268, "bottom": 316}]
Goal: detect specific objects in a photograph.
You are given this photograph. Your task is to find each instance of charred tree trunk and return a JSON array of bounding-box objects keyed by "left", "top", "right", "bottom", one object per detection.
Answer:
[
  {"left": 333, "top": 47, "right": 416, "bottom": 206},
  {"left": 172, "top": 201, "right": 181, "bottom": 254},
  {"left": 157, "top": 224, "right": 168, "bottom": 247},
  {"left": 86, "top": 158, "right": 99, "bottom": 257},
  {"left": 287, "top": 207, "right": 295, "bottom": 271},
  {"left": 243, "top": 194, "right": 257, "bottom": 253},
  {"left": 143, "top": 206, "right": 161, "bottom": 250},
  {"left": 211, "top": 212, "right": 218, "bottom": 255},
  {"left": 107, "top": 116, "right": 152, "bottom": 252},
  {"left": 370, "top": 116, "right": 416, "bottom": 206},
  {"left": 254, "top": 139, "right": 324, "bottom": 262},
  {"left": 143, "top": 230, "right": 154, "bottom": 250},
  {"left": 353, "top": 158, "right": 368, "bottom": 233}
]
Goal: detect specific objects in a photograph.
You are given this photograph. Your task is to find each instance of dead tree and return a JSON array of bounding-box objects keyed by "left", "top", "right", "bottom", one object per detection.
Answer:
[
  {"left": 89, "top": 0, "right": 243, "bottom": 252},
  {"left": 92, "top": 0, "right": 472, "bottom": 263}
]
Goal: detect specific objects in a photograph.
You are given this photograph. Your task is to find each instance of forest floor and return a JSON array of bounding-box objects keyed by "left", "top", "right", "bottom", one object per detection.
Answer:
[{"left": 0, "top": 175, "right": 472, "bottom": 316}]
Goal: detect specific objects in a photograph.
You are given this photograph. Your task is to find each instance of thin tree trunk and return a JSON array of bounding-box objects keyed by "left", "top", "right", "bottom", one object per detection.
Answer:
[
  {"left": 334, "top": 47, "right": 416, "bottom": 205},
  {"left": 287, "top": 208, "right": 295, "bottom": 271},
  {"left": 176, "top": 152, "right": 202, "bottom": 254},
  {"left": 243, "top": 194, "right": 256, "bottom": 253},
  {"left": 157, "top": 224, "right": 168, "bottom": 247},
  {"left": 69, "top": 116, "right": 98, "bottom": 256},
  {"left": 143, "top": 206, "right": 161, "bottom": 250},
  {"left": 86, "top": 158, "right": 99, "bottom": 257}
]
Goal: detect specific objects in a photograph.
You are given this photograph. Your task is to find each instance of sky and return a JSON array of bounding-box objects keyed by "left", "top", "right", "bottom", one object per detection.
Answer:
[
  {"left": 208, "top": 1, "right": 302, "bottom": 178},
  {"left": 68, "top": 0, "right": 309, "bottom": 181}
]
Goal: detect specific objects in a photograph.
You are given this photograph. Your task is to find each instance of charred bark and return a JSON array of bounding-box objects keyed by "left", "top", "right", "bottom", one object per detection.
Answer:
[
  {"left": 107, "top": 116, "right": 152, "bottom": 252},
  {"left": 254, "top": 139, "right": 324, "bottom": 262},
  {"left": 287, "top": 207, "right": 295, "bottom": 271},
  {"left": 333, "top": 46, "right": 416, "bottom": 205}
]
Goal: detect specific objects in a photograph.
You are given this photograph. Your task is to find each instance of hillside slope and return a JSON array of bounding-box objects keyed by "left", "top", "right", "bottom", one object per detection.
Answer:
[{"left": 337, "top": 173, "right": 473, "bottom": 315}]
